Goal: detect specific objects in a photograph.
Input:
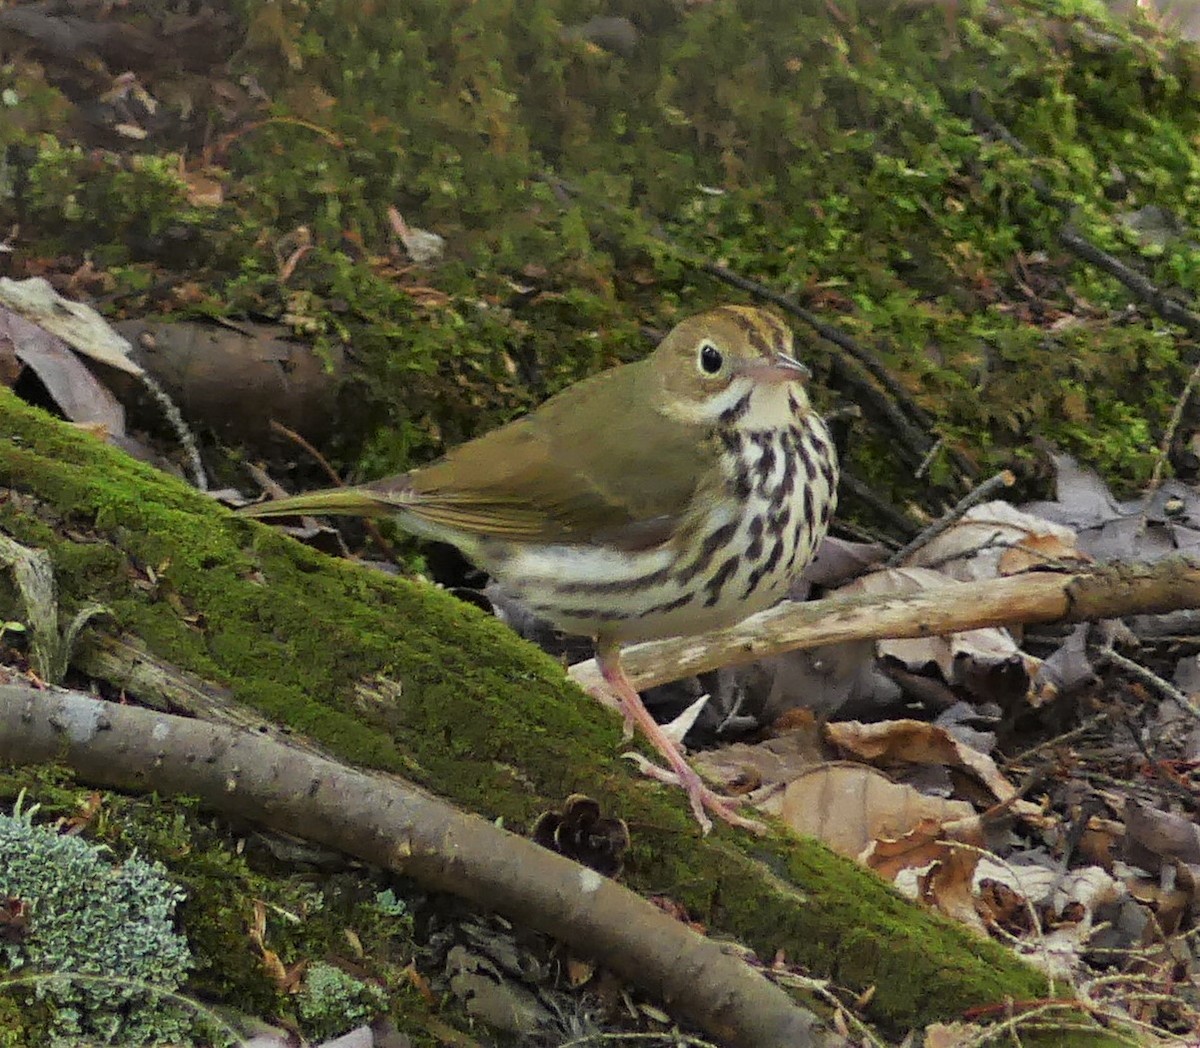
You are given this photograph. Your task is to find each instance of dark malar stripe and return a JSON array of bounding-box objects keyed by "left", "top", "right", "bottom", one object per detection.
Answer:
[{"left": 719, "top": 390, "right": 752, "bottom": 426}]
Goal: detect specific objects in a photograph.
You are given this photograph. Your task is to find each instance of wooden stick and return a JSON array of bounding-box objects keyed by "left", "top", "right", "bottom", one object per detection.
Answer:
[
  {"left": 0, "top": 682, "right": 824, "bottom": 1048},
  {"left": 571, "top": 557, "right": 1200, "bottom": 693}
]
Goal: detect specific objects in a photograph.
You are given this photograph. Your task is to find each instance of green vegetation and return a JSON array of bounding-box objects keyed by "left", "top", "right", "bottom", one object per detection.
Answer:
[
  {"left": 0, "top": 388, "right": 1053, "bottom": 1037},
  {"left": 296, "top": 962, "right": 388, "bottom": 1041},
  {"left": 1, "top": 0, "right": 1196, "bottom": 1041},
  {"left": 3, "top": 0, "right": 1198, "bottom": 499},
  {"left": 0, "top": 793, "right": 200, "bottom": 1046}
]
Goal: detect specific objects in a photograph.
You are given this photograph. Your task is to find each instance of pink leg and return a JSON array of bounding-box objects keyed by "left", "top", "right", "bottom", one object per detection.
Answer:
[{"left": 596, "top": 644, "right": 766, "bottom": 835}]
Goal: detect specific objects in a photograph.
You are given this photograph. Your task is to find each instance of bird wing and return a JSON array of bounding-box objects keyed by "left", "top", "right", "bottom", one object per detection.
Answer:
[{"left": 384, "top": 360, "right": 706, "bottom": 548}]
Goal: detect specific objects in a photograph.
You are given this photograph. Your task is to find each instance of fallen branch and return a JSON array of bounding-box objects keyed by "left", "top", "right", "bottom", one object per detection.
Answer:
[
  {"left": 571, "top": 557, "right": 1200, "bottom": 693},
  {"left": 0, "top": 682, "right": 824, "bottom": 1048}
]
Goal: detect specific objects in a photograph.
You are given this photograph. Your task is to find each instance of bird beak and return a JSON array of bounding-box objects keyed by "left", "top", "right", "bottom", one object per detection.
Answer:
[{"left": 742, "top": 352, "right": 811, "bottom": 384}]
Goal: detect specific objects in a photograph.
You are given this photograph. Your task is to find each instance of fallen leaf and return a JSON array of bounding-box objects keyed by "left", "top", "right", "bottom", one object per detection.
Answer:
[{"left": 779, "top": 761, "right": 975, "bottom": 856}]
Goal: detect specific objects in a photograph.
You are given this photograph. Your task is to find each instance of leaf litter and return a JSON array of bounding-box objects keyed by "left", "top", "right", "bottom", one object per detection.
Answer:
[{"left": 679, "top": 455, "right": 1200, "bottom": 1036}]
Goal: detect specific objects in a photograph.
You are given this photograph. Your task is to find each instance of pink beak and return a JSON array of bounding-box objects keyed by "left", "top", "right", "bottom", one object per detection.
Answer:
[{"left": 742, "top": 352, "right": 811, "bottom": 384}]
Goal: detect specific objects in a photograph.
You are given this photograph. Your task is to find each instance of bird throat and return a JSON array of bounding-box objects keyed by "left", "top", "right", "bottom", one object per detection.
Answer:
[{"left": 493, "top": 386, "right": 839, "bottom": 644}]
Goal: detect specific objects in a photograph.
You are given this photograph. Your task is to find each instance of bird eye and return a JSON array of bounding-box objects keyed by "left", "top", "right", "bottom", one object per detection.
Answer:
[{"left": 698, "top": 342, "right": 723, "bottom": 375}]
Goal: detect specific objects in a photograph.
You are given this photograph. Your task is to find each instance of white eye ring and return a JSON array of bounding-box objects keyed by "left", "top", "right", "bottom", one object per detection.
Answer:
[{"left": 697, "top": 341, "right": 724, "bottom": 375}]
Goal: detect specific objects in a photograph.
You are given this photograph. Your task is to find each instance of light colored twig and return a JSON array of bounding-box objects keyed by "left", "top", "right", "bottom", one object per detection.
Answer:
[
  {"left": 573, "top": 557, "right": 1200, "bottom": 695},
  {"left": 1097, "top": 647, "right": 1200, "bottom": 722},
  {"left": 885, "top": 469, "right": 1015, "bottom": 567}
]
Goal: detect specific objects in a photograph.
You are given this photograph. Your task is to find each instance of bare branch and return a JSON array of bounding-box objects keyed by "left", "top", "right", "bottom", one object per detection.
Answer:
[
  {"left": 885, "top": 470, "right": 1015, "bottom": 567},
  {"left": 0, "top": 682, "right": 824, "bottom": 1048},
  {"left": 571, "top": 557, "right": 1200, "bottom": 693}
]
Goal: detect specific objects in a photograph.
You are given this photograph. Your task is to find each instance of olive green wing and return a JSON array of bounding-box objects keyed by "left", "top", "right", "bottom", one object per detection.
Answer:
[{"left": 399, "top": 360, "right": 706, "bottom": 547}]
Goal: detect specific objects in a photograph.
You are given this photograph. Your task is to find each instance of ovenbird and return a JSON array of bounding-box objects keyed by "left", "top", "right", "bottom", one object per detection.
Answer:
[{"left": 239, "top": 305, "right": 839, "bottom": 833}]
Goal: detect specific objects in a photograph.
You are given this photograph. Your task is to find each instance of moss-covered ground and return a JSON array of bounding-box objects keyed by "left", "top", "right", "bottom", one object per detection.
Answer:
[
  {"left": 4, "top": 0, "right": 1199, "bottom": 501},
  {"left": 2, "top": 0, "right": 1197, "bottom": 1041},
  {"left": 0, "top": 389, "right": 1069, "bottom": 1042}
]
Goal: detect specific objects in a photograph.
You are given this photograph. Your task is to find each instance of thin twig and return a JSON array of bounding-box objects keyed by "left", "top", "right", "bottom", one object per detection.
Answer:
[
  {"left": 884, "top": 469, "right": 1015, "bottom": 567},
  {"left": 970, "top": 93, "right": 1200, "bottom": 341},
  {"left": 1141, "top": 350, "right": 1200, "bottom": 527},
  {"left": 572, "top": 556, "right": 1200, "bottom": 694},
  {"left": 1006, "top": 708, "right": 1117, "bottom": 766},
  {"left": 1097, "top": 647, "right": 1200, "bottom": 722}
]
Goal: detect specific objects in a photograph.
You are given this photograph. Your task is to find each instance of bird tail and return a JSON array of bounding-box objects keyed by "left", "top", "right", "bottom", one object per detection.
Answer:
[{"left": 237, "top": 487, "right": 399, "bottom": 520}]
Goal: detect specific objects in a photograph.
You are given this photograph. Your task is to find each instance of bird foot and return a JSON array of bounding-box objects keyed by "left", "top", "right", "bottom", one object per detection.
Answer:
[
  {"left": 624, "top": 753, "right": 767, "bottom": 835},
  {"left": 596, "top": 646, "right": 767, "bottom": 834}
]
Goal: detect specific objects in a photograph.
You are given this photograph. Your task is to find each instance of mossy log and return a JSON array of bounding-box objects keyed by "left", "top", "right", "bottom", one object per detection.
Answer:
[{"left": 0, "top": 388, "right": 1052, "bottom": 1033}]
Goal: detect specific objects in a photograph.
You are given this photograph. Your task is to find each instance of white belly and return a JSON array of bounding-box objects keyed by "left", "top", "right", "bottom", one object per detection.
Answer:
[{"left": 487, "top": 418, "right": 837, "bottom": 644}]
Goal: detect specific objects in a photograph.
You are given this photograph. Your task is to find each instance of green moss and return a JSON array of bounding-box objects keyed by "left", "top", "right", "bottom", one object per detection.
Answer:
[
  {"left": 1, "top": 0, "right": 1195, "bottom": 1034},
  {"left": 296, "top": 962, "right": 387, "bottom": 1041},
  {"left": 4, "top": 0, "right": 1196, "bottom": 505}
]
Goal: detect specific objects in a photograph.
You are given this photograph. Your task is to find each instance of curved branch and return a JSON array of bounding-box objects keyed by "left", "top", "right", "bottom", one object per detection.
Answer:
[{"left": 0, "top": 683, "right": 824, "bottom": 1048}]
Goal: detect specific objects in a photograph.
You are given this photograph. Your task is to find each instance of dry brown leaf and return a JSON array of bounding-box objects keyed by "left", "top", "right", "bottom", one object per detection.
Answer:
[
  {"left": 1126, "top": 877, "right": 1190, "bottom": 937},
  {"left": 693, "top": 721, "right": 828, "bottom": 801},
  {"left": 825, "top": 718, "right": 1026, "bottom": 808},
  {"left": 972, "top": 858, "right": 1125, "bottom": 977},
  {"left": 565, "top": 956, "right": 595, "bottom": 988},
  {"left": 916, "top": 836, "right": 986, "bottom": 932},
  {"left": 907, "top": 501, "right": 1086, "bottom": 581},
  {"left": 779, "top": 761, "right": 974, "bottom": 856}
]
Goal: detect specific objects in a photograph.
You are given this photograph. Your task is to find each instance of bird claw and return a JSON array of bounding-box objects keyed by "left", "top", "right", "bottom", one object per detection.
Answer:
[{"left": 622, "top": 753, "right": 766, "bottom": 836}]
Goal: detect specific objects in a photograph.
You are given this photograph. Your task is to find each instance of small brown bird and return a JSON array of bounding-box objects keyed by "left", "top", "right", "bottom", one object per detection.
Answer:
[{"left": 239, "top": 305, "right": 838, "bottom": 833}]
